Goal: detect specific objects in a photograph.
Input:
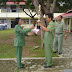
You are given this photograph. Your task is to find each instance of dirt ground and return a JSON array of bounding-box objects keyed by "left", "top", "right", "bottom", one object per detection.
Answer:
[{"left": 0, "top": 32, "right": 42, "bottom": 57}]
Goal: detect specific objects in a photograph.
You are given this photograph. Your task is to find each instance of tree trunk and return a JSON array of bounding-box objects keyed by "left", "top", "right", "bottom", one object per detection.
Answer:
[
  {"left": 31, "top": 0, "right": 45, "bottom": 48},
  {"left": 31, "top": 0, "right": 57, "bottom": 48},
  {"left": 40, "top": 13, "right": 46, "bottom": 48},
  {"left": 46, "top": 0, "right": 50, "bottom": 13},
  {"left": 51, "top": 0, "right": 57, "bottom": 13},
  {"left": 31, "top": 0, "right": 39, "bottom": 14}
]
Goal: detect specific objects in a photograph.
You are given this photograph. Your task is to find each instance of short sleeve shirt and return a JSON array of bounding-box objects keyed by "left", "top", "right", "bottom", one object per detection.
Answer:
[
  {"left": 43, "top": 21, "right": 55, "bottom": 45},
  {"left": 55, "top": 21, "right": 66, "bottom": 34}
]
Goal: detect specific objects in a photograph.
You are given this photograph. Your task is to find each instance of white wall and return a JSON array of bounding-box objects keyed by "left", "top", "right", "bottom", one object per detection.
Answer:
[
  {"left": 0, "top": 12, "right": 38, "bottom": 18},
  {"left": 7, "top": 19, "right": 11, "bottom": 29},
  {"left": 53, "top": 13, "right": 64, "bottom": 18},
  {"left": 0, "top": 9, "right": 1, "bottom": 13}
]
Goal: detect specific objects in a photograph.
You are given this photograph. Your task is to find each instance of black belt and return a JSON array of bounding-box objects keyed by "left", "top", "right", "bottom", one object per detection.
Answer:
[{"left": 56, "top": 33, "right": 63, "bottom": 35}]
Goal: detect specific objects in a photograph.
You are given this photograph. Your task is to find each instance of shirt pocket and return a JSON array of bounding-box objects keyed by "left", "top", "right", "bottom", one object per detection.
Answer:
[
  {"left": 59, "top": 24, "right": 63, "bottom": 30},
  {"left": 55, "top": 24, "right": 58, "bottom": 29},
  {"left": 59, "top": 24, "right": 63, "bottom": 27}
]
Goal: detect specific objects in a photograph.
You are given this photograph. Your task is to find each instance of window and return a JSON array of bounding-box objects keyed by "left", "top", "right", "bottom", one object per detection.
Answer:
[
  {"left": 22, "top": 19, "right": 29, "bottom": 24},
  {"left": 0, "top": 19, "right": 6, "bottom": 24},
  {"left": 23, "top": 21, "right": 26, "bottom": 24},
  {"left": 25, "top": 20, "right": 29, "bottom": 24},
  {"left": 11, "top": 5, "right": 16, "bottom": 12}
]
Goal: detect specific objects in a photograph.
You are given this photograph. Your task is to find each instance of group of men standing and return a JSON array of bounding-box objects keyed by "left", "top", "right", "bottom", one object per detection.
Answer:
[{"left": 37, "top": 13, "right": 67, "bottom": 68}]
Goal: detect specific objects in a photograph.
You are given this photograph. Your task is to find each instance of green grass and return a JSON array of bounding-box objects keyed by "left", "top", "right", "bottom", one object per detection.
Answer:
[
  {"left": 0, "top": 44, "right": 16, "bottom": 58},
  {"left": 0, "top": 29, "right": 14, "bottom": 40},
  {"left": 0, "top": 29, "right": 14, "bottom": 34},
  {"left": 0, "top": 44, "right": 58, "bottom": 58},
  {"left": 30, "top": 35, "right": 58, "bottom": 57},
  {"left": 0, "top": 29, "right": 16, "bottom": 58},
  {"left": 0, "top": 29, "right": 58, "bottom": 58},
  {"left": 30, "top": 47, "right": 58, "bottom": 57}
]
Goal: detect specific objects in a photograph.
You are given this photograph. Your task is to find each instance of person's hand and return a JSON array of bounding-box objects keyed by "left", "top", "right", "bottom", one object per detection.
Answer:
[
  {"left": 28, "top": 32, "right": 33, "bottom": 35},
  {"left": 54, "top": 34, "right": 55, "bottom": 38},
  {"left": 37, "top": 21, "right": 41, "bottom": 26},
  {"left": 30, "top": 26, "right": 35, "bottom": 29},
  {"left": 64, "top": 35, "right": 67, "bottom": 40}
]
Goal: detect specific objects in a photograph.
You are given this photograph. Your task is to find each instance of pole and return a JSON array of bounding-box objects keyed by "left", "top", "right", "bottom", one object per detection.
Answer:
[
  {"left": 6, "top": 5, "right": 7, "bottom": 23},
  {"left": 33, "top": 18, "right": 34, "bottom": 26}
]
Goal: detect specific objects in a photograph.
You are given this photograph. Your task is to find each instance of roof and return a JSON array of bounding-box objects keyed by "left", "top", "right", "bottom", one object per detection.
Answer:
[
  {"left": 6, "top": 1, "right": 25, "bottom": 5},
  {"left": 19, "top": 1, "right": 25, "bottom": 5},
  {"left": 54, "top": 12, "right": 72, "bottom": 20},
  {"left": 6, "top": 1, "right": 14, "bottom": 5}
]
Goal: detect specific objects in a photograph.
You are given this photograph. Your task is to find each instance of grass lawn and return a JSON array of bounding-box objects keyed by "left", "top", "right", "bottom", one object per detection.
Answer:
[
  {"left": 0, "top": 29, "right": 14, "bottom": 40},
  {"left": 0, "top": 29, "right": 58, "bottom": 58}
]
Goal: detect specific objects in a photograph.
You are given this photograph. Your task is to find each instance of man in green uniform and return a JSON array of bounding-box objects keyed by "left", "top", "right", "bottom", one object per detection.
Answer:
[
  {"left": 14, "top": 18, "right": 34, "bottom": 68},
  {"left": 37, "top": 13, "right": 55, "bottom": 68},
  {"left": 53, "top": 15, "right": 67, "bottom": 55}
]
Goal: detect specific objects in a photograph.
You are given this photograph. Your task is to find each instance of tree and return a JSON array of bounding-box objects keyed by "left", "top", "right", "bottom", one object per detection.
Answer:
[
  {"left": 25, "top": 0, "right": 72, "bottom": 48},
  {"left": 29, "top": 0, "right": 57, "bottom": 48},
  {"left": 56, "top": 0, "right": 72, "bottom": 12},
  {"left": 0, "top": 0, "right": 8, "bottom": 7}
]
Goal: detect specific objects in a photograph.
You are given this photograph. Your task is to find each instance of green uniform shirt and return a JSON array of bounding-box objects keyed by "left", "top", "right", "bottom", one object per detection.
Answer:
[
  {"left": 43, "top": 21, "right": 55, "bottom": 45},
  {"left": 14, "top": 25, "right": 31, "bottom": 47},
  {"left": 55, "top": 21, "right": 66, "bottom": 34}
]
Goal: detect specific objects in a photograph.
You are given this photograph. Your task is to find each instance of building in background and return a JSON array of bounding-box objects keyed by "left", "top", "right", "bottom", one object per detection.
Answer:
[
  {"left": 0, "top": 1, "right": 38, "bottom": 29},
  {"left": 1, "top": 1, "right": 71, "bottom": 31}
]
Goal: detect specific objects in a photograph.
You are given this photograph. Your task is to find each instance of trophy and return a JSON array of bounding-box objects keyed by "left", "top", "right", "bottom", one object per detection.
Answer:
[{"left": 37, "top": 4, "right": 41, "bottom": 29}]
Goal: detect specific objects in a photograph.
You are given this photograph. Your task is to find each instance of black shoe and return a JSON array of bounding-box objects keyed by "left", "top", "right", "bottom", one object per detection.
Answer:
[
  {"left": 53, "top": 51, "right": 58, "bottom": 53},
  {"left": 18, "top": 66, "right": 25, "bottom": 69},
  {"left": 19, "top": 66, "right": 25, "bottom": 69},
  {"left": 22, "top": 64, "right": 24, "bottom": 67},
  {"left": 20, "top": 66, "right": 25, "bottom": 68},
  {"left": 44, "top": 66, "right": 52, "bottom": 68},
  {"left": 18, "top": 64, "right": 25, "bottom": 69},
  {"left": 58, "top": 53, "right": 62, "bottom": 55},
  {"left": 43, "top": 62, "right": 47, "bottom": 65}
]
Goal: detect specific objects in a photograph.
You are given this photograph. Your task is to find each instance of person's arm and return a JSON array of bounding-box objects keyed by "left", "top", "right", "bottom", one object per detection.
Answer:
[
  {"left": 64, "top": 29, "right": 67, "bottom": 40},
  {"left": 63, "top": 23, "right": 67, "bottom": 40},
  {"left": 15, "top": 25, "right": 34, "bottom": 36},
  {"left": 30, "top": 26, "right": 34, "bottom": 30},
  {"left": 54, "top": 30, "right": 55, "bottom": 37},
  {"left": 38, "top": 22, "right": 49, "bottom": 32},
  {"left": 24, "top": 26, "right": 34, "bottom": 36},
  {"left": 64, "top": 29, "right": 67, "bottom": 35}
]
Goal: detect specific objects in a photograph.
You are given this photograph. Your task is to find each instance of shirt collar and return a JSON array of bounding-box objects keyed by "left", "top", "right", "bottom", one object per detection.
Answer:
[
  {"left": 49, "top": 21, "right": 53, "bottom": 25},
  {"left": 17, "top": 24, "right": 22, "bottom": 28},
  {"left": 18, "top": 24, "right": 21, "bottom": 26},
  {"left": 58, "top": 21, "right": 62, "bottom": 24}
]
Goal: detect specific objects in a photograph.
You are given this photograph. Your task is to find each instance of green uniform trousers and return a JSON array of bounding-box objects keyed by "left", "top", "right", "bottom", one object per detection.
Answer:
[
  {"left": 16, "top": 46, "right": 23, "bottom": 68},
  {"left": 54, "top": 34, "right": 63, "bottom": 53},
  {"left": 44, "top": 43, "right": 52, "bottom": 66}
]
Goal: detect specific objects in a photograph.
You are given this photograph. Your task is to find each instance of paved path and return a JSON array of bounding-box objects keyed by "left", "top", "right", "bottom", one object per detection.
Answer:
[
  {"left": 62, "top": 33, "right": 72, "bottom": 57},
  {"left": 0, "top": 57, "right": 72, "bottom": 72}
]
